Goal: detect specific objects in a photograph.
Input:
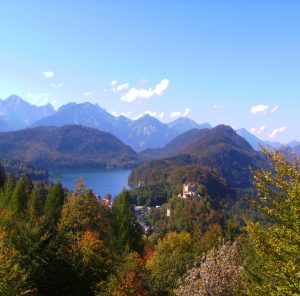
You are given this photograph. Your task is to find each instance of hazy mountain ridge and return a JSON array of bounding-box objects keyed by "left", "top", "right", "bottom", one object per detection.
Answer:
[
  {"left": 31, "top": 103, "right": 180, "bottom": 151},
  {"left": 287, "top": 141, "right": 300, "bottom": 148},
  {"left": 236, "top": 128, "right": 264, "bottom": 151},
  {"left": 0, "top": 96, "right": 298, "bottom": 153},
  {"left": 167, "top": 117, "right": 211, "bottom": 134},
  {"left": 0, "top": 95, "right": 55, "bottom": 130},
  {"left": 0, "top": 125, "right": 140, "bottom": 169},
  {"left": 121, "top": 114, "right": 178, "bottom": 151},
  {"left": 32, "top": 102, "right": 116, "bottom": 132},
  {"left": 4, "top": 95, "right": 210, "bottom": 151},
  {"left": 130, "top": 125, "right": 267, "bottom": 189}
]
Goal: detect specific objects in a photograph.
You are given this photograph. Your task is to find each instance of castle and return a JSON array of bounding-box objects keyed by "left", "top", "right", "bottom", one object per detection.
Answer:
[{"left": 182, "top": 183, "right": 196, "bottom": 199}]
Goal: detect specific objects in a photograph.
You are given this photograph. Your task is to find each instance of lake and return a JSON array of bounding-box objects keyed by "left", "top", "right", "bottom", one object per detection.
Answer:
[{"left": 49, "top": 168, "right": 132, "bottom": 198}]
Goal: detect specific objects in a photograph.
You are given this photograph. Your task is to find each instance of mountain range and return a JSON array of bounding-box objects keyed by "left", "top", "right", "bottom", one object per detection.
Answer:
[
  {"left": 0, "top": 95, "right": 298, "bottom": 154},
  {"left": 31, "top": 102, "right": 212, "bottom": 151},
  {"left": 0, "top": 95, "right": 55, "bottom": 130},
  {"left": 130, "top": 125, "right": 268, "bottom": 190},
  {"left": 0, "top": 96, "right": 211, "bottom": 151}
]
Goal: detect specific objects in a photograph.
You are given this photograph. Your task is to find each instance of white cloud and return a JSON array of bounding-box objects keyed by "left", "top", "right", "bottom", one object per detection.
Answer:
[
  {"left": 269, "top": 127, "right": 286, "bottom": 139},
  {"left": 131, "top": 114, "right": 144, "bottom": 120},
  {"left": 27, "top": 92, "right": 51, "bottom": 106},
  {"left": 116, "top": 83, "right": 129, "bottom": 91},
  {"left": 43, "top": 71, "right": 54, "bottom": 78},
  {"left": 258, "top": 125, "right": 266, "bottom": 133},
  {"left": 112, "top": 111, "right": 132, "bottom": 117},
  {"left": 250, "top": 104, "right": 279, "bottom": 115},
  {"left": 212, "top": 104, "right": 223, "bottom": 109},
  {"left": 111, "top": 81, "right": 130, "bottom": 92},
  {"left": 250, "top": 104, "right": 269, "bottom": 114},
  {"left": 145, "top": 110, "right": 157, "bottom": 117},
  {"left": 84, "top": 91, "right": 94, "bottom": 97},
  {"left": 250, "top": 125, "right": 266, "bottom": 134},
  {"left": 51, "top": 100, "right": 59, "bottom": 109},
  {"left": 133, "top": 111, "right": 157, "bottom": 120},
  {"left": 169, "top": 107, "right": 192, "bottom": 118},
  {"left": 50, "top": 83, "right": 63, "bottom": 88},
  {"left": 121, "top": 112, "right": 132, "bottom": 117},
  {"left": 183, "top": 108, "right": 191, "bottom": 116},
  {"left": 121, "top": 79, "right": 169, "bottom": 102},
  {"left": 131, "top": 110, "right": 165, "bottom": 120},
  {"left": 170, "top": 111, "right": 182, "bottom": 118},
  {"left": 158, "top": 112, "right": 165, "bottom": 119},
  {"left": 154, "top": 79, "right": 169, "bottom": 95}
]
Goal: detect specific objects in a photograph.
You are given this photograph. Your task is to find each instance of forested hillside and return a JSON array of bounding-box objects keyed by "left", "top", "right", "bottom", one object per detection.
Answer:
[
  {"left": 0, "top": 125, "right": 140, "bottom": 168},
  {"left": 0, "top": 158, "right": 48, "bottom": 180},
  {"left": 132, "top": 125, "right": 267, "bottom": 191},
  {"left": 0, "top": 149, "right": 299, "bottom": 295}
]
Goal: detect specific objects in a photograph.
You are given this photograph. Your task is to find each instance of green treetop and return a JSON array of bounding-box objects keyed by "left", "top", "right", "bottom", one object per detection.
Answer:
[
  {"left": 246, "top": 148, "right": 300, "bottom": 295},
  {"left": 44, "top": 181, "right": 65, "bottom": 224},
  {"left": 111, "top": 190, "right": 144, "bottom": 254}
]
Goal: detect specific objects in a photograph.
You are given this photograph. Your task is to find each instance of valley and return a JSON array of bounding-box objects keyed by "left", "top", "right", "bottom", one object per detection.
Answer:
[{"left": 1, "top": 2, "right": 299, "bottom": 294}]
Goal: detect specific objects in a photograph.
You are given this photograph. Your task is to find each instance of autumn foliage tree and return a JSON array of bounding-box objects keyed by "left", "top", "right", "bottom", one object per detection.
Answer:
[
  {"left": 146, "top": 231, "right": 195, "bottom": 295},
  {"left": 246, "top": 148, "right": 300, "bottom": 294},
  {"left": 57, "top": 179, "right": 112, "bottom": 295},
  {"left": 177, "top": 242, "right": 245, "bottom": 296}
]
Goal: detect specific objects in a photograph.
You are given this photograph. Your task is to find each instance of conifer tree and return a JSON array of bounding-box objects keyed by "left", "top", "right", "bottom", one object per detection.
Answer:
[
  {"left": 111, "top": 190, "right": 143, "bottom": 254},
  {"left": 0, "top": 164, "right": 5, "bottom": 189},
  {"left": 22, "top": 173, "right": 33, "bottom": 195},
  {"left": 28, "top": 183, "right": 47, "bottom": 217},
  {"left": 0, "top": 175, "right": 14, "bottom": 210},
  {"left": 9, "top": 177, "right": 29, "bottom": 213},
  {"left": 44, "top": 182, "right": 65, "bottom": 224}
]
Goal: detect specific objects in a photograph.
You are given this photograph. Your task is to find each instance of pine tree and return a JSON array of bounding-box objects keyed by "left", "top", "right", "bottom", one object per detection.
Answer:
[
  {"left": 22, "top": 173, "right": 33, "bottom": 195},
  {"left": 111, "top": 190, "right": 143, "bottom": 254},
  {"left": 0, "top": 175, "right": 14, "bottom": 210},
  {"left": 0, "top": 164, "right": 5, "bottom": 189},
  {"left": 9, "top": 177, "right": 29, "bottom": 213},
  {"left": 28, "top": 183, "right": 47, "bottom": 217},
  {"left": 44, "top": 182, "right": 65, "bottom": 224}
]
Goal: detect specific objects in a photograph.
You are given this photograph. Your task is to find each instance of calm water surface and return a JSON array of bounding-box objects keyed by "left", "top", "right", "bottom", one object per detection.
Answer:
[{"left": 49, "top": 168, "right": 132, "bottom": 198}]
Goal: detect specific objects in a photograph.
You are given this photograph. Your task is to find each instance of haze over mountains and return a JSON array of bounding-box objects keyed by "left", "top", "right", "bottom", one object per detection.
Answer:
[
  {"left": 0, "top": 97, "right": 298, "bottom": 178},
  {"left": 0, "top": 95, "right": 299, "bottom": 154},
  {"left": 0, "top": 95, "right": 211, "bottom": 151},
  {"left": 0, "top": 95, "right": 55, "bottom": 130},
  {"left": 130, "top": 125, "right": 267, "bottom": 189},
  {"left": 0, "top": 125, "right": 139, "bottom": 168}
]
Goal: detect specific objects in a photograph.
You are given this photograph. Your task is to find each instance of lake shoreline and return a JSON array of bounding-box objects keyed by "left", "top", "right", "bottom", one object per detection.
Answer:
[{"left": 49, "top": 167, "right": 132, "bottom": 198}]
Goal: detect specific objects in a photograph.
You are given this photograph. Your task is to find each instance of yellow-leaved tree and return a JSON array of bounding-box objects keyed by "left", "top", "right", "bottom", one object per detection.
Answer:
[{"left": 246, "top": 148, "right": 300, "bottom": 295}]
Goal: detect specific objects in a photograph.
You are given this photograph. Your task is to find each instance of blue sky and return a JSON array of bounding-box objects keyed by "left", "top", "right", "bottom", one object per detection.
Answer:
[{"left": 0, "top": 0, "right": 299, "bottom": 143}]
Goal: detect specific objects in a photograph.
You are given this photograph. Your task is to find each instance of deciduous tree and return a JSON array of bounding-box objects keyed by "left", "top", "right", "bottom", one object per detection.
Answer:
[
  {"left": 177, "top": 243, "right": 245, "bottom": 296},
  {"left": 246, "top": 148, "right": 300, "bottom": 294},
  {"left": 146, "top": 231, "right": 195, "bottom": 295}
]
